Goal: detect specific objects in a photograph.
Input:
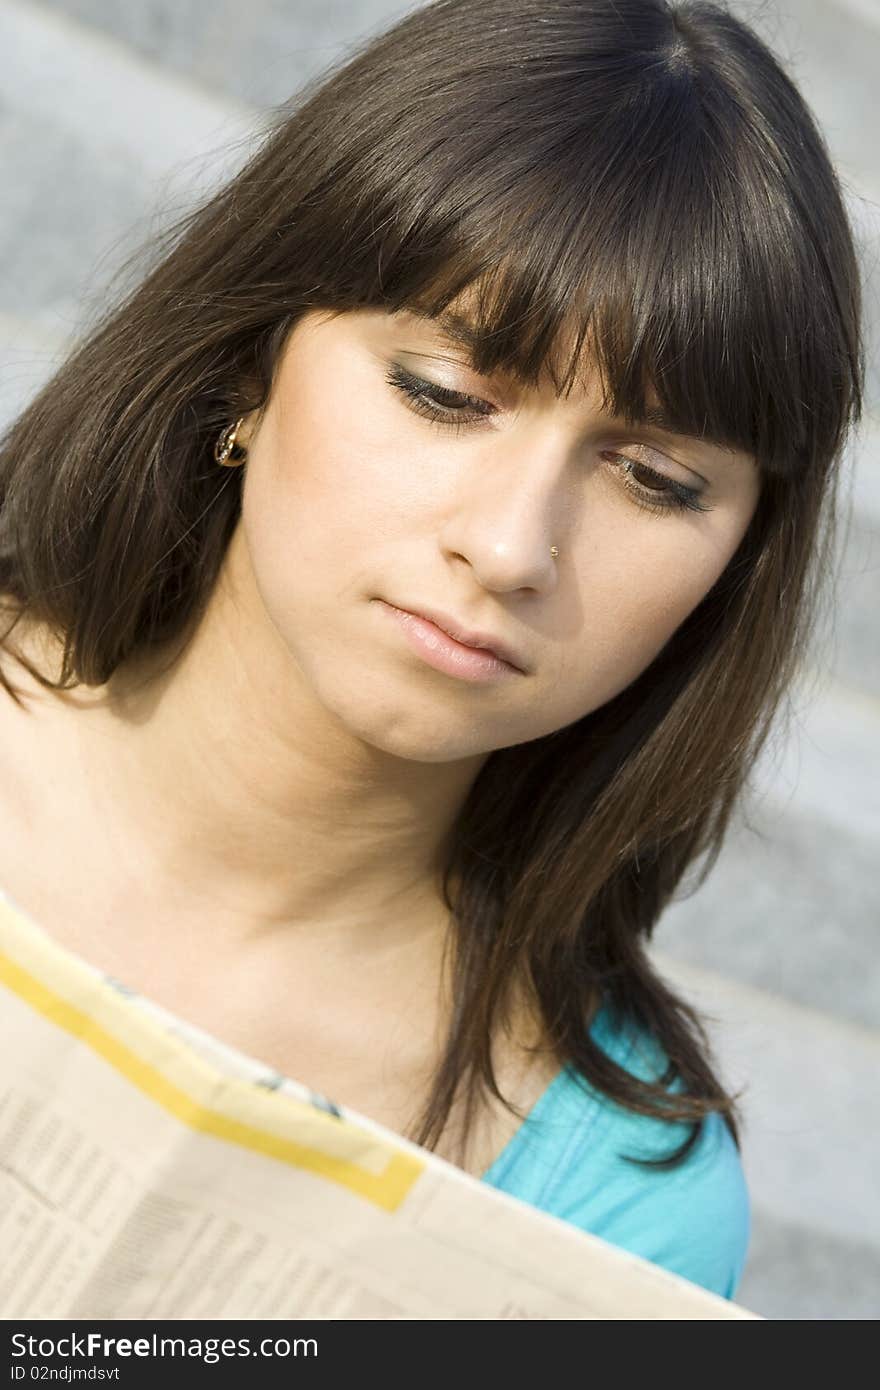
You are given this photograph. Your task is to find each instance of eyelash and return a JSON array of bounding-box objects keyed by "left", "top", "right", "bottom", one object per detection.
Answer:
[{"left": 385, "top": 363, "right": 712, "bottom": 518}]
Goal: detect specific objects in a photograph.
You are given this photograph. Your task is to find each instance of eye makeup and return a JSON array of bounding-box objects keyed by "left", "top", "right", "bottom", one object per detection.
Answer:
[{"left": 384, "top": 361, "right": 713, "bottom": 518}]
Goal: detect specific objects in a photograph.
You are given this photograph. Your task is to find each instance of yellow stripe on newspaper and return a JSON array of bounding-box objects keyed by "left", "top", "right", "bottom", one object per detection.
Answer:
[{"left": 0, "top": 946, "right": 425, "bottom": 1210}]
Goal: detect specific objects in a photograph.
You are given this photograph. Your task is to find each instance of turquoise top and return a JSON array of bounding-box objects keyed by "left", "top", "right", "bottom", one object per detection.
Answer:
[{"left": 479, "top": 1002, "right": 750, "bottom": 1301}]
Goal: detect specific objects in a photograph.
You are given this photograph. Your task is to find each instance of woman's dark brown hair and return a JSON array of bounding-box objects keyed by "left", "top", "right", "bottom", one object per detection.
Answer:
[{"left": 0, "top": 0, "right": 863, "bottom": 1169}]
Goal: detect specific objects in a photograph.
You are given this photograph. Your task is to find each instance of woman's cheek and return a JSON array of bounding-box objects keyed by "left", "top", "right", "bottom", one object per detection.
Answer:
[{"left": 571, "top": 545, "right": 725, "bottom": 699}]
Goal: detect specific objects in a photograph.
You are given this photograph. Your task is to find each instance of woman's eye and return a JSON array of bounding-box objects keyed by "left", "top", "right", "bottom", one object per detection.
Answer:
[
  {"left": 600, "top": 452, "right": 712, "bottom": 517},
  {"left": 386, "top": 362, "right": 495, "bottom": 431},
  {"left": 386, "top": 362, "right": 712, "bottom": 519}
]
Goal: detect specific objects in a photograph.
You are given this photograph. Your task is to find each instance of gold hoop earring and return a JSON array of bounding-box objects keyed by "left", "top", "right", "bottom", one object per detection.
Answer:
[
  {"left": 215, "top": 417, "right": 247, "bottom": 467},
  {"left": 549, "top": 545, "right": 559, "bottom": 559}
]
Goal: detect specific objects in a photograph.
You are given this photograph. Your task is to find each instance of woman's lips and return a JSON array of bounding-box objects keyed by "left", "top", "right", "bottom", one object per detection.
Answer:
[{"left": 375, "top": 601, "right": 525, "bottom": 684}]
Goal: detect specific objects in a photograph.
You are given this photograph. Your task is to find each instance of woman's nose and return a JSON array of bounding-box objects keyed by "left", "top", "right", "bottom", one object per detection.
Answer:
[{"left": 437, "top": 438, "right": 571, "bottom": 594}]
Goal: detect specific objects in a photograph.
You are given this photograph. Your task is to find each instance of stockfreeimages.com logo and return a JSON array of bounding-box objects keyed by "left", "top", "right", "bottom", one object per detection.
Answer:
[{"left": 11, "top": 1332, "right": 317, "bottom": 1368}]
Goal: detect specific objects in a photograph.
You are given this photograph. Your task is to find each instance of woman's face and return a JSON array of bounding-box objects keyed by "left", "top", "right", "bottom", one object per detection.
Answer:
[{"left": 236, "top": 304, "right": 762, "bottom": 763}]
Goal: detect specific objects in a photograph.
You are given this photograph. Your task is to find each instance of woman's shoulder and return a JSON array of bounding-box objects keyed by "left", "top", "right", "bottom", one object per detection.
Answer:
[{"left": 484, "top": 1002, "right": 751, "bottom": 1301}]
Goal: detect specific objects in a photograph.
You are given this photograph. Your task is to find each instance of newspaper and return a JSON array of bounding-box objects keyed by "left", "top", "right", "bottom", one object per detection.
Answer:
[{"left": 0, "top": 890, "right": 759, "bottom": 1320}]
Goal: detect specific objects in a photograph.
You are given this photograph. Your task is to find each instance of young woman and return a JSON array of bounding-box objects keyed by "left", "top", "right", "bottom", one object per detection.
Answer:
[{"left": 0, "top": 0, "right": 863, "bottom": 1304}]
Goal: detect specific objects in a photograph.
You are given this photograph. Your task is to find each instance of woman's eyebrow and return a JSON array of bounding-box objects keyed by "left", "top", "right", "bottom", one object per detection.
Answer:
[
  {"left": 602, "top": 405, "right": 755, "bottom": 459},
  {"left": 630, "top": 405, "right": 736, "bottom": 451},
  {"left": 406, "top": 307, "right": 484, "bottom": 356}
]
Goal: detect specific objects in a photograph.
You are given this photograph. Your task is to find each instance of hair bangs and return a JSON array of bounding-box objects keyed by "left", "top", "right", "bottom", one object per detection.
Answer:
[
  {"left": 344, "top": 17, "right": 858, "bottom": 482},
  {"left": 377, "top": 180, "right": 807, "bottom": 479}
]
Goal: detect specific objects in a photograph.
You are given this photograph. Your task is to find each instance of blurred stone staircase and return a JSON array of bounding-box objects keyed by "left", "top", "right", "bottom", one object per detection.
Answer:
[{"left": 1, "top": 0, "right": 877, "bottom": 1319}]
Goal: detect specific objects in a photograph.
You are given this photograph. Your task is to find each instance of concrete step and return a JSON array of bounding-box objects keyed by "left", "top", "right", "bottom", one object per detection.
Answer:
[
  {"left": 4, "top": 0, "right": 253, "bottom": 161},
  {"left": 829, "top": 497, "right": 880, "bottom": 700},
  {"left": 27, "top": 0, "right": 408, "bottom": 111},
  {"left": 0, "top": 0, "right": 254, "bottom": 338},
  {"left": 657, "top": 672, "right": 880, "bottom": 1027},
  {"left": 738, "top": 1208, "right": 880, "bottom": 1320},
  {"left": 651, "top": 954, "right": 880, "bottom": 1318}
]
